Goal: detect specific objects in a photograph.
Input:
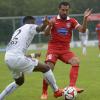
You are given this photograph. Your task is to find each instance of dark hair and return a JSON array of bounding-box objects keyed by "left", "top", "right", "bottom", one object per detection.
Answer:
[
  {"left": 23, "top": 16, "right": 35, "bottom": 24},
  {"left": 58, "top": 1, "right": 70, "bottom": 8}
]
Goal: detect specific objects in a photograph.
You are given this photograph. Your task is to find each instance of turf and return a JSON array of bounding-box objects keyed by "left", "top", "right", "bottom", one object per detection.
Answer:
[{"left": 0, "top": 47, "right": 100, "bottom": 100}]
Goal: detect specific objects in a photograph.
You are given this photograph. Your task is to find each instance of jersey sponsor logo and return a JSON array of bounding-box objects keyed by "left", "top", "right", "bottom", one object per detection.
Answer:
[{"left": 57, "top": 28, "right": 68, "bottom": 35}]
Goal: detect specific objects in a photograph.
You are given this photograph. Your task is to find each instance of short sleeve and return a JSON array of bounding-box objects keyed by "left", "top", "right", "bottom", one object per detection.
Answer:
[
  {"left": 29, "top": 24, "right": 38, "bottom": 34},
  {"left": 71, "top": 18, "right": 80, "bottom": 29}
]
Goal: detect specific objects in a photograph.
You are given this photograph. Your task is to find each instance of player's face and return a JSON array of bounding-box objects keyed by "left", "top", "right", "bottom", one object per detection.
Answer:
[{"left": 59, "top": 5, "right": 70, "bottom": 20}]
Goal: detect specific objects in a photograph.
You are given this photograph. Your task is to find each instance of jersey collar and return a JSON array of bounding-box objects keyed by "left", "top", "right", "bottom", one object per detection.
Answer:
[{"left": 57, "top": 15, "right": 70, "bottom": 20}]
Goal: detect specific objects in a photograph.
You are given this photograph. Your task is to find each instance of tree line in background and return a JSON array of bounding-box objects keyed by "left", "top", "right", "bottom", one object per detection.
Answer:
[{"left": 0, "top": 0, "right": 99, "bottom": 17}]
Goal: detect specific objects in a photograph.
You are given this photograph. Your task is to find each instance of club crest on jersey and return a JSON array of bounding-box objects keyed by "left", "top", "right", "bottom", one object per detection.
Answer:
[{"left": 66, "top": 23, "right": 71, "bottom": 28}]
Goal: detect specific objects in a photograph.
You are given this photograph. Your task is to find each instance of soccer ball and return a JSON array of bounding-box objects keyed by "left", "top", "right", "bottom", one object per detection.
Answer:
[{"left": 64, "top": 87, "right": 77, "bottom": 100}]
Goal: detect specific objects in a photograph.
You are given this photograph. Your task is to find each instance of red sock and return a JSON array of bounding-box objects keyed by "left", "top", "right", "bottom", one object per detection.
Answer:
[
  {"left": 69, "top": 65, "right": 79, "bottom": 86},
  {"left": 42, "top": 79, "right": 48, "bottom": 94}
]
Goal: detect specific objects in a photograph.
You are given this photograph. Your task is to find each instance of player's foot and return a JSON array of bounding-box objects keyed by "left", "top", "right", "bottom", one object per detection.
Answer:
[
  {"left": 54, "top": 89, "right": 64, "bottom": 98},
  {"left": 73, "top": 86, "right": 84, "bottom": 93},
  {"left": 40, "top": 92, "right": 48, "bottom": 100}
]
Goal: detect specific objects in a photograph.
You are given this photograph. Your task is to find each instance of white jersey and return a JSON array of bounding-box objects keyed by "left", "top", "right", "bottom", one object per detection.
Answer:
[{"left": 6, "top": 24, "right": 38, "bottom": 55}]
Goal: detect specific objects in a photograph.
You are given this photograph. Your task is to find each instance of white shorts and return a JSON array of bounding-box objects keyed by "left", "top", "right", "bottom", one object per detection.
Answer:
[{"left": 5, "top": 52, "right": 38, "bottom": 79}]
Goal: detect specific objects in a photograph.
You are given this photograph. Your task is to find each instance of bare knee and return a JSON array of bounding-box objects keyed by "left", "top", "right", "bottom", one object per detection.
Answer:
[{"left": 68, "top": 57, "right": 80, "bottom": 66}]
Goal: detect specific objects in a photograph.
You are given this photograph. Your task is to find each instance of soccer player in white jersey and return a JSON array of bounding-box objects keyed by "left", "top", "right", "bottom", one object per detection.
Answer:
[
  {"left": 0, "top": 16, "right": 63, "bottom": 100},
  {"left": 79, "top": 28, "right": 89, "bottom": 55}
]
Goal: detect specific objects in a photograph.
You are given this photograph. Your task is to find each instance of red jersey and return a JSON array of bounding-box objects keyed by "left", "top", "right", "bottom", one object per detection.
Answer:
[
  {"left": 96, "top": 23, "right": 100, "bottom": 33},
  {"left": 48, "top": 15, "right": 80, "bottom": 50},
  {"left": 96, "top": 23, "right": 100, "bottom": 42}
]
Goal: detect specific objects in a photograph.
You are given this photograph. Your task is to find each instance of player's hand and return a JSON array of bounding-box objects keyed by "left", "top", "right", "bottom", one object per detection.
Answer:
[
  {"left": 42, "top": 16, "right": 50, "bottom": 26},
  {"left": 31, "top": 52, "right": 41, "bottom": 58},
  {"left": 84, "top": 8, "right": 92, "bottom": 19},
  {"left": 49, "top": 18, "right": 56, "bottom": 27},
  {"left": 34, "top": 52, "right": 41, "bottom": 58}
]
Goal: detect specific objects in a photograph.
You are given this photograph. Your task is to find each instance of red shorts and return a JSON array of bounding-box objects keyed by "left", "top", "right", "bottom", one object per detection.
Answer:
[{"left": 45, "top": 49, "right": 76, "bottom": 64}]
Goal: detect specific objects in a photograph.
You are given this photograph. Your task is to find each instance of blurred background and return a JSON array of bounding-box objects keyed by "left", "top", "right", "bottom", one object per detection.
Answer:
[{"left": 0, "top": 0, "right": 100, "bottom": 50}]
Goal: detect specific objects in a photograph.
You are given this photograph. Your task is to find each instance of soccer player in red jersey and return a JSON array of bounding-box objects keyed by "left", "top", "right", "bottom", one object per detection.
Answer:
[
  {"left": 96, "top": 21, "right": 100, "bottom": 57},
  {"left": 40, "top": 1, "right": 92, "bottom": 99}
]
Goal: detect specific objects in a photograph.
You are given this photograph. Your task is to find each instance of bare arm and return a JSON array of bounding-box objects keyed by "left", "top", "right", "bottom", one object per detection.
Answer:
[
  {"left": 44, "top": 25, "right": 52, "bottom": 36},
  {"left": 77, "top": 9, "right": 92, "bottom": 32},
  {"left": 44, "top": 18, "right": 55, "bottom": 36},
  {"left": 36, "top": 16, "right": 49, "bottom": 33}
]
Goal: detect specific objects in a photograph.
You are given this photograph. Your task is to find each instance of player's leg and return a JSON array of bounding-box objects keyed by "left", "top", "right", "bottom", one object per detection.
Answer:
[
  {"left": 33, "top": 62, "right": 63, "bottom": 98},
  {"left": 82, "top": 38, "right": 88, "bottom": 55},
  {"left": 82, "top": 44, "right": 87, "bottom": 55},
  {"left": 0, "top": 54, "right": 25, "bottom": 100},
  {"left": 83, "top": 46, "right": 87, "bottom": 55},
  {"left": 98, "top": 34, "right": 100, "bottom": 57},
  {"left": 40, "top": 53, "right": 58, "bottom": 99},
  {"left": 81, "top": 37, "right": 86, "bottom": 55},
  {"left": 60, "top": 51, "right": 84, "bottom": 93},
  {"left": 40, "top": 62, "right": 55, "bottom": 99},
  {"left": 97, "top": 33, "right": 100, "bottom": 57},
  {"left": 68, "top": 56, "right": 84, "bottom": 93},
  {"left": 20, "top": 55, "right": 62, "bottom": 98},
  {"left": 68, "top": 56, "right": 80, "bottom": 86},
  {"left": 0, "top": 72, "right": 24, "bottom": 100}
]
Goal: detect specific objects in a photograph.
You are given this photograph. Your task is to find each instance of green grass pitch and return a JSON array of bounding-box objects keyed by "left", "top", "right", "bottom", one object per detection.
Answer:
[{"left": 0, "top": 47, "right": 100, "bottom": 100}]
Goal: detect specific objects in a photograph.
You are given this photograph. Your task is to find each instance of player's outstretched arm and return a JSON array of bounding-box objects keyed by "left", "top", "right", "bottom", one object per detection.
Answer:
[
  {"left": 36, "top": 16, "right": 49, "bottom": 33},
  {"left": 44, "top": 25, "right": 52, "bottom": 36},
  {"left": 77, "top": 8, "right": 92, "bottom": 33},
  {"left": 44, "top": 18, "right": 55, "bottom": 36}
]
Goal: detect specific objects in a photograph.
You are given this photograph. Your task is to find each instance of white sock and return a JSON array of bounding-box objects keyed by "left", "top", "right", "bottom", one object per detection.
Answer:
[
  {"left": 83, "top": 47, "right": 86, "bottom": 55},
  {"left": 43, "top": 69, "right": 58, "bottom": 92},
  {"left": 0, "top": 82, "right": 19, "bottom": 100}
]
